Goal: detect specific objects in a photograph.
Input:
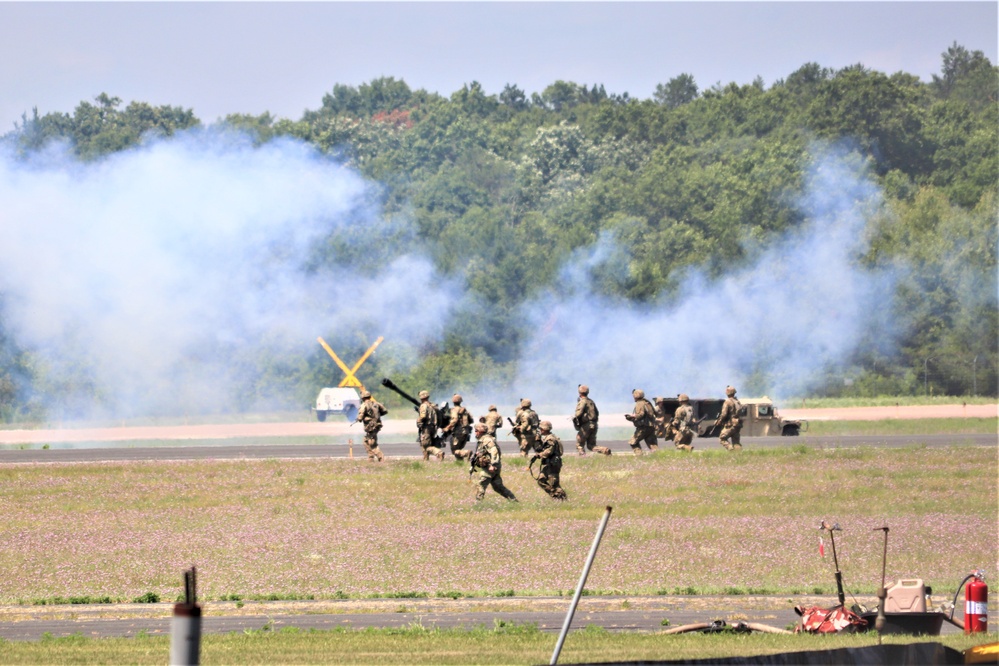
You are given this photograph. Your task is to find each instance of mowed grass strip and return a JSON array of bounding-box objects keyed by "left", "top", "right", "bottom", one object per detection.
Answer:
[
  {"left": 0, "top": 626, "right": 995, "bottom": 665},
  {"left": 0, "top": 446, "right": 994, "bottom": 603},
  {"left": 802, "top": 417, "right": 996, "bottom": 436}
]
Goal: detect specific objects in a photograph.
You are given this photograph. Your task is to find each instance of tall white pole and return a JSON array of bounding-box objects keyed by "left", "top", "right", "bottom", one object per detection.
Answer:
[{"left": 551, "top": 505, "right": 612, "bottom": 666}]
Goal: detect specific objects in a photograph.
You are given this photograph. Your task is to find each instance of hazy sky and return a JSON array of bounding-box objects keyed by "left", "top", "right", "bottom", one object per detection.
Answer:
[{"left": 0, "top": 2, "right": 996, "bottom": 131}]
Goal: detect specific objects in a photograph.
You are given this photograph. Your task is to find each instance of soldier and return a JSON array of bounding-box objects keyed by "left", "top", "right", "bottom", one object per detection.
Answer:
[
  {"left": 470, "top": 423, "right": 517, "bottom": 502},
  {"left": 671, "top": 394, "right": 695, "bottom": 452},
  {"left": 443, "top": 394, "right": 474, "bottom": 460},
  {"left": 654, "top": 396, "right": 677, "bottom": 443},
  {"left": 509, "top": 400, "right": 526, "bottom": 452},
  {"left": 481, "top": 404, "right": 503, "bottom": 438},
  {"left": 625, "top": 388, "right": 658, "bottom": 455},
  {"left": 514, "top": 398, "right": 540, "bottom": 457},
  {"left": 532, "top": 421, "right": 568, "bottom": 500},
  {"left": 355, "top": 389, "right": 388, "bottom": 462},
  {"left": 714, "top": 385, "right": 743, "bottom": 450},
  {"left": 574, "top": 385, "right": 611, "bottom": 456},
  {"left": 417, "top": 390, "right": 444, "bottom": 461}
]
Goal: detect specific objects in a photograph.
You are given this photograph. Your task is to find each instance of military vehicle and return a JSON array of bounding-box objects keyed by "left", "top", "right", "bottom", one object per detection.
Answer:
[
  {"left": 655, "top": 395, "right": 806, "bottom": 437},
  {"left": 313, "top": 387, "right": 361, "bottom": 422}
]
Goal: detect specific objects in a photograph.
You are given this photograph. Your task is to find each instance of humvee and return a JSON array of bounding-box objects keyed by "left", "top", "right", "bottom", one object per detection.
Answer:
[
  {"left": 313, "top": 387, "right": 361, "bottom": 422},
  {"left": 654, "top": 395, "right": 806, "bottom": 437}
]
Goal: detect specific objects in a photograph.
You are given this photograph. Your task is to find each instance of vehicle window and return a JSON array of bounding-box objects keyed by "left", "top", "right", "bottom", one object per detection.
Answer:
[{"left": 758, "top": 405, "right": 771, "bottom": 417}]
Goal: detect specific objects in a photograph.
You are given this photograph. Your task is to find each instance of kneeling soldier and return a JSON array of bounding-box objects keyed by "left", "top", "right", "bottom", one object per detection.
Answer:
[
  {"left": 471, "top": 423, "right": 517, "bottom": 502},
  {"left": 532, "top": 421, "right": 568, "bottom": 501}
]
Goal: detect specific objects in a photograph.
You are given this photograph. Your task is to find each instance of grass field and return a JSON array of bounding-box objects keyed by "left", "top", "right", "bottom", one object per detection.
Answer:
[
  {"left": 0, "top": 624, "right": 995, "bottom": 665},
  {"left": 1, "top": 445, "right": 994, "bottom": 604},
  {"left": 802, "top": 417, "right": 996, "bottom": 436}
]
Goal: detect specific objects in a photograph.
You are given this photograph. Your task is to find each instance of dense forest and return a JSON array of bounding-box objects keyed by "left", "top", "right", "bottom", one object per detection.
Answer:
[{"left": 0, "top": 43, "right": 996, "bottom": 420}]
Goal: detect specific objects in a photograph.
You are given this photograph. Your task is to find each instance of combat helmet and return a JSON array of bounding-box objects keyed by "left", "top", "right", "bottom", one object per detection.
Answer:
[
  {"left": 360, "top": 390, "right": 371, "bottom": 399},
  {"left": 540, "top": 420, "right": 553, "bottom": 432},
  {"left": 678, "top": 393, "right": 689, "bottom": 402},
  {"left": 520, "top": 398, "right": 532, "bottom": 408},
  {"left": 632, "top": 388, "right": 645, "bottom": 400},
  {"left": 578, "top": 384, "right": 589, "bottom": 395},
  {"left": 488, "top": 404, "right": 497, "bottom": 411},
  {"left": 418, "top": 390, "right": 430, "bottom": 400},
  {"left": 452, "top": 393, "right": 463, "bottom": 404},
  {"left": 725, "top": 386, "right": 737, "bottom": 397}
]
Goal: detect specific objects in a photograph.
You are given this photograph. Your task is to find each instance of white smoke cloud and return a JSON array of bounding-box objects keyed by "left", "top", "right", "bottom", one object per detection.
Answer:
[
  {"left": 512, "top": 144, "right": 897, "bottom": 409},
  {"left": 0, "top": 131, "right": 458, "bottom": 418}
]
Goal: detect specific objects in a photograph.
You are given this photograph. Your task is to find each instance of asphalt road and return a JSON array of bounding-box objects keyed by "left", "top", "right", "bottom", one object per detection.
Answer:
[
  {"left": 0, "top": 433, "right": 994, "bottom": 464},
  {"left": 0, "top": 596, "right": 969, "bottom": 641}
]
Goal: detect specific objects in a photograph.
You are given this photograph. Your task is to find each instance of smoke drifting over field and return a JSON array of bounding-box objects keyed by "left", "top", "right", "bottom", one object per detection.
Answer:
[
  {"left": 0, "top": 133, "right": 458, "bottom": 418},
  {"left": 513, "top": 146, "right": 895, "bottom": 406},
  {"left": 1, "top": 133, "right": 893, "bottom": 420}
]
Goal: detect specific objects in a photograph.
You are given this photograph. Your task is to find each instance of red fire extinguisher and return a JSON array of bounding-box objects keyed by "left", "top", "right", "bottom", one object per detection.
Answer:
[{"left": 965, "top": 571, "right": 988, "bottom": 634}]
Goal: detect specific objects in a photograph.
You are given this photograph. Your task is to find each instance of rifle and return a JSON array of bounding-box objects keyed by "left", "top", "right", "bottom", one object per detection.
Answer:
[
  {"left": 467, "top": 438, "right": 481, "bottom": 482},
  {"left": 506, "top": 416, "right": 520, "bottom": 437}
]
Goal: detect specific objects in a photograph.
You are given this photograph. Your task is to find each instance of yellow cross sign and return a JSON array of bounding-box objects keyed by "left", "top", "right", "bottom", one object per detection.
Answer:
[{"left": 317, "top": 336, "right": 384, "bottom": 389}]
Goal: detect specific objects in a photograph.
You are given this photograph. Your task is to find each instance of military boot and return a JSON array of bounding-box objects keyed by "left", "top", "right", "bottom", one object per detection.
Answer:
[
  {"left": 423, "top": 450, "right": 430, "bottom": 461},
  {"left": 596, "top": 446, "right": 612, "bottom": 456},
  {"left": 649, "top": 444, "right": 659, "bottom": 452},
  {"left": 732, "top": 443, "right": 743, "bottom": 451}
]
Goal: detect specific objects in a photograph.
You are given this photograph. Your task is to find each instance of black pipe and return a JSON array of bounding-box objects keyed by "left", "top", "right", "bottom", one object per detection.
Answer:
[{"left": 381, "top": 378, "right": 420, "bottom": 409}]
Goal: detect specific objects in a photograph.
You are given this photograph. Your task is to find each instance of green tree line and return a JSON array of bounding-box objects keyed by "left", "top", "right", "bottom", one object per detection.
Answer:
[{"left": 1, "top": 43, "right": 996, "bottom": 418}]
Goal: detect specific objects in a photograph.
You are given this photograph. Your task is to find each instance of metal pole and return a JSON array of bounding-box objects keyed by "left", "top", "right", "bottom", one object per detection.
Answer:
[
  {"left": 170, "top": 567, "right": 201, "bottom": 666},
  {"left": 551, "top": 506, "right": 612, "bottom": 666}
]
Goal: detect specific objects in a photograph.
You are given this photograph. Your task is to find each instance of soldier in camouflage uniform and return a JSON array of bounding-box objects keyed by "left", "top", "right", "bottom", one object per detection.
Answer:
[
  {"left": 532, "top": 421, "right": 568, "bottom": 500},
  {"left": 510, "top": 401, "right": 526, "bottom": 452},
  {"left": 470, "top": 423, "right": 517, "bottom": 502},
  {"left": 417, "top": 390, "right": 445, "bottom": 461},
  {"left": 654, "top": 396, "right": 677, "bottom": 442},
  {"left": 514, "top": 398, "right": 540, "bottom": 457},
  {"left": 714, "top": 385, "right": 743, "bottom": 451},
  {"left": 671, "top": 394, "right": 695, "bottom": 452},
  {"left": 355, "top": 389, "right": 387, "bottom": 462},
  {"left": 574, "top": 385, "right": 611, "bottom": 456},
  {"left": 443, "top": 393, "right": 474, "bottom": 460},
  {"left": 625, "top": 388, "right": 658, "bottom": 455},
  {"left": 481, "top": 404, "right": 503, "bottom": 438}
]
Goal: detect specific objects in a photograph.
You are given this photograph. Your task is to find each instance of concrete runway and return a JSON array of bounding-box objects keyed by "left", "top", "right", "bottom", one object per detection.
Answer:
[{"left": 0, "top": 432, "right": 994, "bottom": 464}]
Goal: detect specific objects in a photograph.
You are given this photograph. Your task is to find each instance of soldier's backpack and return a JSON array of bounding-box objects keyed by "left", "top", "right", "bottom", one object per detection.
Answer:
[{"left": 527, "top": 410, "right": 540, "bottom": 432}]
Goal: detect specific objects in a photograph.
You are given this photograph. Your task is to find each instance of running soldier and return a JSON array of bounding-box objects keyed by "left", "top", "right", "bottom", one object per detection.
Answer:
[
  {"left": 417, "top": 390, "right": 444, "bottom": 461},
  {"left": 481, "top": 404, "right": 503, "bottom": 438},
  {"left": 532, "top": 421, "right": 567, "bottom": 500},
  {"left": 671, "top": 394, "right": 695, "bottom": 452},
  {"left": 470, "top": 423, "right": 517, "bottom": 502},
  {"left": 514, "top": 398, "right": 540, "bottom": 457},
  {"left": 625, "top": 389, "right": 658, "bottom": 455},
  {"left": 714, "top": 385, "right": 743, "bottom": 450},
  {"left": 355, "top": 389, "right": 387, "bottom": 462},
  {"left": 574, "top": 385, "right": 611, "bottom": 456},
  {"left": 443, "top": 394, "right": 473, "bottom": 460}
]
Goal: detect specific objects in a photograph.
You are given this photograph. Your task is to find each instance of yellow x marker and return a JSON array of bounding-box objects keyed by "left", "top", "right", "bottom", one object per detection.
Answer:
[{"left": 317, "top": 336, "right": 384, "bottom": 389}]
